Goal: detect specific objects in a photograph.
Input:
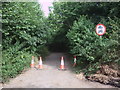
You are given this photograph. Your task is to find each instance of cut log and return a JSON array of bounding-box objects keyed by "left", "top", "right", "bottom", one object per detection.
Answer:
[
  {"left": 86, "top": 64, "right": 120, "bottom": 87},
  {"left": 100, "top": 65, "right": 120, "bottom": 77},
  {"left": 86, "top": 74, "right": 110, "bottom": 84},
  {"left": 86, "top": 74, "right": 120, "bottom": 87},
  {"left": 110, "top": 77, "right": 120, "bottom": 82}
]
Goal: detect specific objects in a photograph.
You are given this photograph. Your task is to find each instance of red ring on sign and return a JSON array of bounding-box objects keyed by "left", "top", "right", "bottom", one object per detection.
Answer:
[{"left": 96, "top": 24, "right": 106, "bottom": 36}]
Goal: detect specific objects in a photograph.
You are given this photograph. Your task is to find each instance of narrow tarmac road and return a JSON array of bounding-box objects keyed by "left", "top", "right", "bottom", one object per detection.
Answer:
[{"left": 2, "top": 53, "right": 114, "bottom": 88}]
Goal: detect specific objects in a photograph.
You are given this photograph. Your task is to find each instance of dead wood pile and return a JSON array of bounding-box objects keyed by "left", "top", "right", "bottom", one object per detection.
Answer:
[{"left": 86, "top": 65, "right": 120, "bottom": 87}]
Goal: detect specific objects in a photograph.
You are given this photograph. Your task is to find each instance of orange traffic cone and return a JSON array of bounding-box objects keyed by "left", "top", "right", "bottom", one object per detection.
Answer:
[
  {"left": 59, "top": 56, "right": 66, "bottom": 70},
  {"left": 73, "top": 56, "right": 77, "bottom": 67},
  {"left": 30, "top": 56, "right": 34, "bottom": 68},
  {"left": 38, "top": 56, "right": 43, "bottom": 69}
]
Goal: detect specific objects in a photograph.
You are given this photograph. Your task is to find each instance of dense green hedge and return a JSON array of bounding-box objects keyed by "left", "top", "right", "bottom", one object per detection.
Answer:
[
  {"left": 2, "top": 2, "right": 49, "bottom": 51},
  {"left": 1, "top": 2, "right": 53, "bottom": 82},
  {"left": 2, "top": 49, "right": 32, "bottom": 83},
  {"left": 66, "top": 16, "right": 120, "bottom": 74},
  {"left": 50, "top": 2, "right": 120, "bottom": 74}
]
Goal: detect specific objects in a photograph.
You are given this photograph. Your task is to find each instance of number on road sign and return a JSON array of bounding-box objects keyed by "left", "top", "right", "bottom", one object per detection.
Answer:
[{"left": 96, "top": 24, "right": 106, "bottom": 36}]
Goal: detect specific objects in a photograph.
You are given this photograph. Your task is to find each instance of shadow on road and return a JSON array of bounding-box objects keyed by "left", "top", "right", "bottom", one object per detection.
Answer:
[{"left": 44, "top": 52, "right": 73, "bottom": 70}]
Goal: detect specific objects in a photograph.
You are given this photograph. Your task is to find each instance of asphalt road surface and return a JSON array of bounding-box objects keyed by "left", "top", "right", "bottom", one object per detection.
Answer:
[{"left": 2, "top": 53, "right": 114, "bottom": 88}]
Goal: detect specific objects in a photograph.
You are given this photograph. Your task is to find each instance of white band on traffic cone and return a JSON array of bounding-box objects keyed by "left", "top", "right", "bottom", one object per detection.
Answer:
[
  {"left": 61, "top": 59, "right": 64, "bottom": 65},
  {"left": 73, "top": 56, "right": 77, "bottom": 67},
  {"left": 38, "top": 56, "right": 43, "bottom": 69},
  {"left": 74, "top": 57, "right": 76, "bottom": 63},
  {"left": 31, "top": 59, "right": 34, "bottom": 64},
  {"left": 39, "top": 59, "right": 42, "bottom": 65},
  {"left": 30, "top": 56, "right": 34, "bottom": 68}
]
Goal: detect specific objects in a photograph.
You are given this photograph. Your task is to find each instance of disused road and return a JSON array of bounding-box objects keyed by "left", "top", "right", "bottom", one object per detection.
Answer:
[{"left": 2, "top": 53, "right": 114, "bottom": 88}]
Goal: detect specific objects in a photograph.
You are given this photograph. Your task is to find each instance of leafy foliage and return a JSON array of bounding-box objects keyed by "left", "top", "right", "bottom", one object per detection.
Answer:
[
  {"left": 67, "top": 15, "right": 120, "bottom": 74},
  {"left": 2, "top": 48, "right": 32, "bottom": 82},
  {"left": 2, "top": 2, "right": 52, "bottom": 53},
  {"left": 1, "top": 2, "right": 120, "bottom": 82},
  {"left": 1, "top": 2, "right": 53, "bottom": 82},
  {"left": 51, "top": 2, "right": 120, "bottom": 74}
]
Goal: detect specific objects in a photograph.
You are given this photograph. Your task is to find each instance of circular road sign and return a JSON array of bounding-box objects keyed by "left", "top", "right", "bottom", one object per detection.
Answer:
[{"left": 96, "top": 24, "right": 106, "bottom": 36}]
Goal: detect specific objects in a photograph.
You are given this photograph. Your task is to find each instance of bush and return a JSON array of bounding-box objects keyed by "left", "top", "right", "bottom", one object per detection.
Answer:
[
  {"left": 67, "top": 15, "right": 120, "bottom": 74},
  {"left": 36, "top": 45, "right": 49, "bottom": 58},
  {"left": 2, "top": 47, "right": 32, "bottom": 83},
  {"left": 2, "top": 2, "right": 53, "bottom": 53},
  {"left": 1, "top": 2, "right": 54, "bottom": 82}
]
